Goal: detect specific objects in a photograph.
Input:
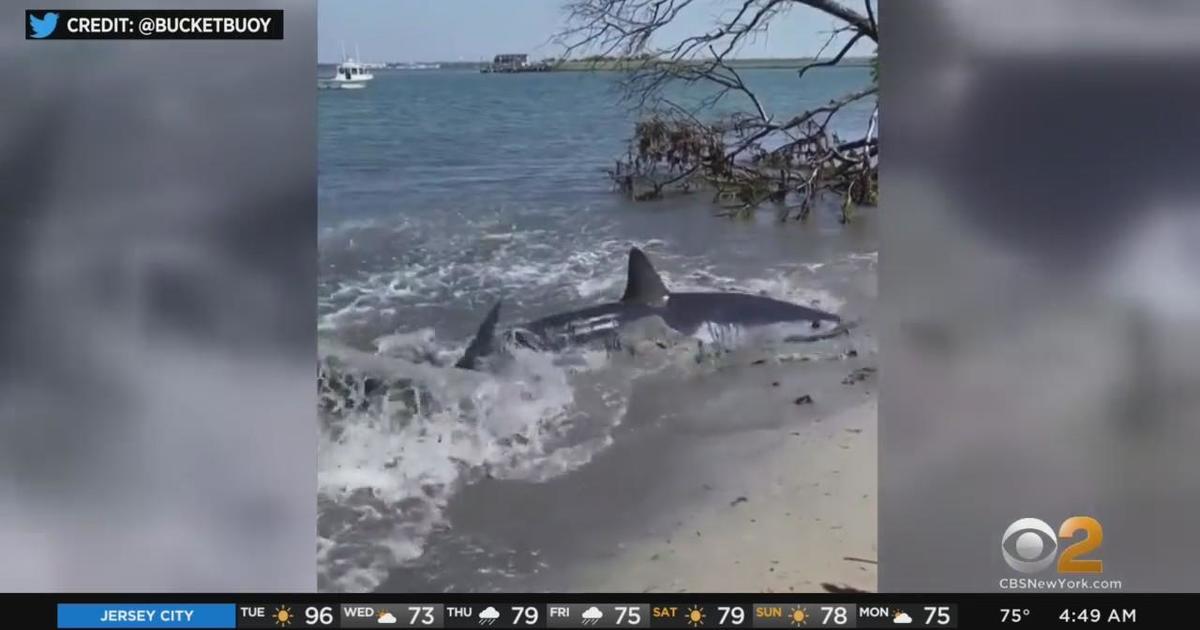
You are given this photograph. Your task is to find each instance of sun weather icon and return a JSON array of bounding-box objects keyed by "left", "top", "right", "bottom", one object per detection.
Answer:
[
  {"left": 686, "top": 605, "right": 706, "bottom": 627},
  {"left": 790, "top": 607, "right": 809, "bottom": 626},
  {"left": 274, "top": 605, "right": 293, "bottom": 627}
]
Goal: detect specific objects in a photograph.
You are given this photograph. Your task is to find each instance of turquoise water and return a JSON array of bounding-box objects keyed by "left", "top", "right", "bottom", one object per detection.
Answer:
[
  {"left": 319, "top": 68, "right": 872, "bottom": 222},
  {"left": 319, "top": 67, "right": 875, "bottom": 344},
  {"left": 317, "top": 67, "right": 878, "bottom": 592}
]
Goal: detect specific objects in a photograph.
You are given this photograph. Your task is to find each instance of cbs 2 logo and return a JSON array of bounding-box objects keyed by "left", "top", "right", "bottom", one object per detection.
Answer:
[{"left": 1001, "top": 516, "right": 1103, "bottom": 574}]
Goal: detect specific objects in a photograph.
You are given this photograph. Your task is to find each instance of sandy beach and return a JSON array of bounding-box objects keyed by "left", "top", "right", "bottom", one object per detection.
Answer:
[
  {"left": 373, "top": 340, "right": 879, "bottom": 593},
  {"left": 563, "top": 396, "right": 877, "bottom": 593}
]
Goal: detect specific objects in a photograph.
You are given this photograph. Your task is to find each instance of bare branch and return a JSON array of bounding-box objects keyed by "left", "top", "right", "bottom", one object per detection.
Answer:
[
  {"left": 558, "top": 0, "right": 879, "bottom": 217},
  {"left": 797, "top": 31, "right": 864, "bottom": 82},
  {"left": 788, "top": 0, "right": 877, "bottom": 41},
  {"left": 708, "top": 45, "right": 769, "bottom": 122}
]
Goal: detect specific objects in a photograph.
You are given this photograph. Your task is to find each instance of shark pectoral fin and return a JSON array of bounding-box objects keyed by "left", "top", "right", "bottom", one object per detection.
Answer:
[
  {"left": 621, "top": 247, "right": 670, "bottom": 305},
  {"left": 454, "top": 300, "right": 502, "bottom": 370}
]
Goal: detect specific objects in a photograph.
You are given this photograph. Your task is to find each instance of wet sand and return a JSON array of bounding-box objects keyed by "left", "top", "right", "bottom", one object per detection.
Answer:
[
  {"left": 562, "top": 396, "right": 877, "bottom": 593},
  {"left": 380, "top": 343, "right": 877, "bottom": 593}
]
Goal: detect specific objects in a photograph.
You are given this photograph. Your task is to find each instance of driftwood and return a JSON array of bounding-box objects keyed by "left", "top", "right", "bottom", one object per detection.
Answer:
[{"left": 559, "top": 0, "right": 879, "bottom": 221}]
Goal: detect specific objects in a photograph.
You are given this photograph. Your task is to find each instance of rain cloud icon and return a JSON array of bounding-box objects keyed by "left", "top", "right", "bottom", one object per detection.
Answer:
[
  {"left": 581, "top": 607, "right": 603, "bottom": 625},
  {"left": 478, "top": 607, "right": 501, "bottom": 626}
]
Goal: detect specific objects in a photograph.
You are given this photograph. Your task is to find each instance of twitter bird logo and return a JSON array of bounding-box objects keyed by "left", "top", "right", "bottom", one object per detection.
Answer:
[{"left": 29, "top": 11, "right": 59, "bottom": 39}]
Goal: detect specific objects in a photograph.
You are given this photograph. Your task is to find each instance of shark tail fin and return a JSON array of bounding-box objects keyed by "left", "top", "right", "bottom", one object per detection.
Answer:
[
  {"left": 454, "top": 300, "right": 502, "bottom": 370},
  {"left": 621, "top": 247, "right": 670, "bottom": 304}
]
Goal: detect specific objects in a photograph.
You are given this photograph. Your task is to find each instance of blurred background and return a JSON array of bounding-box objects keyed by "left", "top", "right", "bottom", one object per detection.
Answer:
[
  {"left": 0, "top": 0, "right": 316, "bottom": 589},
  {"left": 881, "top": 0, "right": 1200, "bottom": 591},
  {"left": 7, "top": 0, "right": 1200, "bottom": 594}
]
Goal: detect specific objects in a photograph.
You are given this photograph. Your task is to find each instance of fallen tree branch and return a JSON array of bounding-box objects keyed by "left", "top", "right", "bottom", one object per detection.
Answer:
[{"left": 561, "top": 0, "right": 879, "bottom": 219}]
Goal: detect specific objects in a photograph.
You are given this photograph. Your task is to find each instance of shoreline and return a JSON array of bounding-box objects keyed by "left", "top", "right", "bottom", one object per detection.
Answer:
[
  {"left": 377, "top": 347, "right": 878, "bottom": 593},
  {"left": 560, "top": 396, "right": 877, "bottom": 593},
  {"left": 317, "top": 59, "right": 872, "bottom": 73}
]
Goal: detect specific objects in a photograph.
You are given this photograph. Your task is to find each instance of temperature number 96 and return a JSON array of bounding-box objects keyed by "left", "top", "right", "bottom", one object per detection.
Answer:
[{"left": 304, "top": 606, "right": 334, "bottom": 626}]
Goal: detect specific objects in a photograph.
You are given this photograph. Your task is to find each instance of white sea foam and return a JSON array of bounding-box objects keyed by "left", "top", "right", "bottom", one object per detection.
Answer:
[
  {"left": 316, "top": 232, "right": 868, "bottom": 591},
  {"left": 317, "top": 338, "right": 630, "bottom": 592},
  {"left": 317, "top": 233, "right": 679, "bottom": 336}
]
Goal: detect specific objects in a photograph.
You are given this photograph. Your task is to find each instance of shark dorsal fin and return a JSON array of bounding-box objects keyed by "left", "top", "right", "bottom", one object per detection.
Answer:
[
  {"left": 621, "top": 247, "right": 670, "bottom": 304},
  {"left": 454, "top": 300, "right": 501, "bottom": 370}
]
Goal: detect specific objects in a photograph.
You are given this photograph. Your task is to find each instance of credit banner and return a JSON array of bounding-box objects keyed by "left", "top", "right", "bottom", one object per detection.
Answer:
[{"left": 25, "top": 10, "right": 284, "bottom": 40}]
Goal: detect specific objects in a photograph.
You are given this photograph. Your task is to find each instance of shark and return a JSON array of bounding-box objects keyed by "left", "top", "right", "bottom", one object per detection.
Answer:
[{"left": 455, "top": 247, "right": 848, "bottom": 369}]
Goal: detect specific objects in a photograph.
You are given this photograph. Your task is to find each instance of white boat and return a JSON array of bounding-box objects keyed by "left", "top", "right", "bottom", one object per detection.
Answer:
[{"left": 319, "top": 44, "right": 375, "bottom": 90}]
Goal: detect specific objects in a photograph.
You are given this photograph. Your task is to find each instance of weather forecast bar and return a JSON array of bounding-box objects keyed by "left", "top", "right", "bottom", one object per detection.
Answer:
[{"left": 30, "top": 595, "right": 1198, "bottom": 629}]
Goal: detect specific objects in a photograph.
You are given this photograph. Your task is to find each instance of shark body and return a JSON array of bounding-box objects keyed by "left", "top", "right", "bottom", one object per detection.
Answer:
[{"left": 455, "top": 247, "right": 844, "bottom": 369}]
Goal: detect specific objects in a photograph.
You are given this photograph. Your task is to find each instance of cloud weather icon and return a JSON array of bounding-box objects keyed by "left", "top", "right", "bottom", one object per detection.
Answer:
[
  {"left": 376, "top": 611, "right": 397, "bottom": 624},
  {"left": 581, "top": 607, "right": 603, "bottom": 625},
  {"left": 893, "top": 610, "right": 913, "bottom": 624},
  {"left": 478, "top": 607, "right": 500, "bottom": 626}
]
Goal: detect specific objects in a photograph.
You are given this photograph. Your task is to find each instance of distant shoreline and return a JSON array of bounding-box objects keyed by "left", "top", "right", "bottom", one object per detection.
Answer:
[
  {"left": 553, "top": 56, "right": 872, "bottom": 72},
  {"left": 317, "top": 57, "right": 872, "bottom": 73}
]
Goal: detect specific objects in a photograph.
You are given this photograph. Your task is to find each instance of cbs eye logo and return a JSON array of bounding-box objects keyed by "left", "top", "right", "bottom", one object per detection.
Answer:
[{"left": 1001, "top": 516, "right": 1103, "bottom": 574}]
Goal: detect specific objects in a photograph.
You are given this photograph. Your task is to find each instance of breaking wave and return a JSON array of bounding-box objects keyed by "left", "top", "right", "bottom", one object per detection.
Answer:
[
  {"left": 316, "top": 215, "right": 872, "bottom": 592},
  {"left": 317, "top": 337, "right": 637, "bottom": 592}
]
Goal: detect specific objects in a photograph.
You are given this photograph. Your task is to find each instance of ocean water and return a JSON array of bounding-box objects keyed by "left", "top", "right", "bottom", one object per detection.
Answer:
[{"left": 317, "top": 67, "right": 878, "bottom": 592}]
